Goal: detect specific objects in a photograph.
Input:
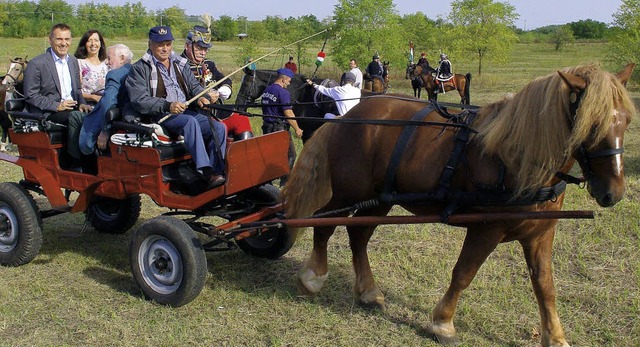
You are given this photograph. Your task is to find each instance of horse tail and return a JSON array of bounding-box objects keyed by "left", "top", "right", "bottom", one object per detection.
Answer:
[
  {"left": 283, "top": 124, "right": 333, "bottom": 222},
  {"left": 464, "top": 73, "right": 472, "bottom": 104}
]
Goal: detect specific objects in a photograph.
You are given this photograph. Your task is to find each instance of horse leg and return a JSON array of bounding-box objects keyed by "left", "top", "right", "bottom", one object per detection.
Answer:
[
  {"left": 429, "top": 224, "right": 504, "bottom": 344},
  {"left": 520, "top": 226, "right": 569, "bottom": 347},
  {"left": 348, "top": 205, "right": 392, "bottom": 310},
  {"left": 297, "top": 224, "right": 338, "bottom": 297}
]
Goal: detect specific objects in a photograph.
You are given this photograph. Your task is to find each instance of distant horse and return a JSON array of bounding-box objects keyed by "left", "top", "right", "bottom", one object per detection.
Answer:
[
  {"left": 0, "top": 57, "right": 27, "bottom": 151},
  {"left": 405, "top": 63, "right": 426, "bottom": 98},
  {"left": 235, "top": 68, "right": 338, "bottom": 143},
  {"left": 284, "top": 64, "right": 636, "bottom": 347},
  {"left": 407, "top": 63, "right": 471, "bottom": 104},
  {"left": 363, "top": 61, "right": 389, "bottom": 93}
]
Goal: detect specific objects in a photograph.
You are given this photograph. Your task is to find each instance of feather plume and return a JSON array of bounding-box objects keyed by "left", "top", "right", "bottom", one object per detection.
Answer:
[{"left": 199, "top": 13, "right": 212, "bottom": 32}]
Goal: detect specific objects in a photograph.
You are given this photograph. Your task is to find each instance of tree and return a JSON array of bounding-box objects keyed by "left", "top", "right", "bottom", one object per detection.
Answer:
[
  {"left": 447, "top": 0, "right": 518, "bottom": 75},
  {"left": 550, "top": 25, "right": 575, "bottom": 51},
  {"left": 608, "top": 0, "right": 640, "bottom": 70},
  {"left": 331, "top": 0, "right": 406, "bottom": 76},
  {"left": 215, "top": 15, "right": 237, "bottom": 41},
  {"left": 569, "top": 19, "right": 607, "bottom": 39},
  {"left": 158, "top": 6, "right": 188, "bottom": 38},
  {"left": 398, "top": 12, "right": 440, "bottom": 62}
]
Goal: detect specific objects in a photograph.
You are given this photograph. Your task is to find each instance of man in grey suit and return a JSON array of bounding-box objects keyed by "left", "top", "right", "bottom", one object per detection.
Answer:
[{"left": 23, "top": 23, "right": 91, "bottom": 125}]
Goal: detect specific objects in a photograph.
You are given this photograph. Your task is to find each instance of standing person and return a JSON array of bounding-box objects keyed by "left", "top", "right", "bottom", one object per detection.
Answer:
[
  {"left": 23, "top": 23, "right": 91, "bottom": 122},
  {"left": 126, "top": 26, "right": 227, "bottom": 189},
  {"left": 74, "top": 44, "right": 134, "bottom": 156},
  {"left": 349, "top": 59, "right": 363, "bottom": 89},
  {"left": 181, "top": 25, "right": 253, "bottom": 140},
  {"left": 284, "top": 56, "right": 297, "bottom": 74},
  {"left": 74, "top": 29, "right": 108, "bottom": 105},
  {"left": 306, "top": 72, "right": 361, "bottom": 118},
  {"left": 260, "top": 68, "right": 303, "bottom": 185},
  {"left": 365, "top": 54, "right": 383, "bottom": 78}
]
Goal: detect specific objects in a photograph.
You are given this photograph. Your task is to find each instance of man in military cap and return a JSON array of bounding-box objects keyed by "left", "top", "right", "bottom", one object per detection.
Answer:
[
  {"left": 181, "top": 25, "right": 253, "bottom": 140},
  {"left": 126, "top": 25, "right": 227, "bottom": 189}
]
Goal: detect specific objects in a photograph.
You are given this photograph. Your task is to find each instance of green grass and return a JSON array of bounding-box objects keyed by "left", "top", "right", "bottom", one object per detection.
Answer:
[{"left": 1, "top": 40, "right": 640, "bottom": 346}]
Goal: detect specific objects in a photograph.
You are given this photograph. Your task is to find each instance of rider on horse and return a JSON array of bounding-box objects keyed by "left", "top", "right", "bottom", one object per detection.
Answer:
[
  {"left": 365, "top": 54, "right": 384, "bottom": 79},
  {"left": 436, "top": 53, "right": 452, "bottom": 80}
]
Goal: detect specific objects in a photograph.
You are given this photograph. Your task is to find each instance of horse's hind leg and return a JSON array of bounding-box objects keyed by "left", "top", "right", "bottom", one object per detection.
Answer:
[
  {"left": 348, "top": 204, "right": 392, "bottom": 310},
  {"left": 520, "top": 225, "right": 569, "bottom": 347},
  {"left": 297, "top": 224, "right": 339, "bottom": 297},
  {"left": 429, "top": 224, "right": 504, "bottom": 344}
]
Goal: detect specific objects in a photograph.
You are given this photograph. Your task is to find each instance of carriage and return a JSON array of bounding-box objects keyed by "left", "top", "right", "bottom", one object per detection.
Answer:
[
  {"left": 0, "top": 98, "right": 296, "bottom": 307},
  {"left": 0, "top": 59, "right": 635, "bottom": 347}
]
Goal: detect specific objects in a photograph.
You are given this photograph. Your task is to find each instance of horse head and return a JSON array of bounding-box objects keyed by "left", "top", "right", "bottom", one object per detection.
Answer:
[
  {"left": 560, "top": 63, "right": 636, "bottom": 207},
  {"left": 2, "top": 57, "right": 28, "bottom": 90}
]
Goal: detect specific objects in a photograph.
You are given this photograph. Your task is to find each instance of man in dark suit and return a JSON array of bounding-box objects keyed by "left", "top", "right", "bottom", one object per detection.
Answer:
[{"left": 23, "top": 23, "right": 91, "bottom": 124}]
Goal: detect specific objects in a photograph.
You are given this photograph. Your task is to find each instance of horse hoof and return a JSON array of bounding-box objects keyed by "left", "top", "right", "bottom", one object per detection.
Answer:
[
  {"left": 358, "top": 288, "right": 386, "bottom": 311},
  {"left": 433, "top": 333, "right": 460, "bottom": 346},
  {"left": 296, "top": 268, "right": 328, "bottom": 297}
]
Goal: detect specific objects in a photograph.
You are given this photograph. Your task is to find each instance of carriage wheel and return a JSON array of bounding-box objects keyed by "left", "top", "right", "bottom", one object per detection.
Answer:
[
  {"left": 0, "top": 182, "right": 43, "bottom": 266},
  {"left": 129, "top": 216, "right": 207, "bottom": 307},
  {"left": 236, "top": 184, "right": 297, "bottom": 259},
  {"left": 86, "top": 195, "right": 141, "bottom": 234}
]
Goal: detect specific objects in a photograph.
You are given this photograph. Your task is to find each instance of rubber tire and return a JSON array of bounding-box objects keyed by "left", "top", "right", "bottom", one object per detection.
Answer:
[
  {"left": 86, "top": 195, "right": 141, "bottom": 234},
  {"left": 0, "top": 182, "right": 43, "bottom": 266},
  {"left": 129, "top": 216, "right": 207, "bottom": 307},
  {"left": 236, "top": 184, "right": 297, "bottom": 259}
]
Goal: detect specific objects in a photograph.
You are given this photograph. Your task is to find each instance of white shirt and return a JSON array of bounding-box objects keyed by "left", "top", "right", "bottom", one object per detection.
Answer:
[
  {"left": 350, "top": 67, "right": 364, "bottom": 89},
  {"left": 51, "top": 50, "right": 73, "bottom": 101},
  {"left": 313, "top": 83, "right": 361, "bottom": 116}
]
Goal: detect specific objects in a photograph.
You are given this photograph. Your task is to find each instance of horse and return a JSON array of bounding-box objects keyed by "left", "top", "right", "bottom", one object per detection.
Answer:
[
  {"left": 0, "top": 57, "right": 27, "bottom": 151},
  {"left": 235, "top": 68, "right": 338, "bottom": 143},
  {"left": 407, "top": 63, "right": 471, "bottom": 104},
  {"left": 283, "top": 63, "right": 636, "bottom": 347},
  {"left": 363, "top": 61, "right": 390, "bottom": 93},
  {"left": 405, "top": 64, "right": 424, "bottom": 98}
]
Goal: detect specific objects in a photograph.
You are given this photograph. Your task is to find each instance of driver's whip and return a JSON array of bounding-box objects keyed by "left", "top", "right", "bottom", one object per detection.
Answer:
[{"left": 186, "top": 28, "right": 329, "bottom": 106}]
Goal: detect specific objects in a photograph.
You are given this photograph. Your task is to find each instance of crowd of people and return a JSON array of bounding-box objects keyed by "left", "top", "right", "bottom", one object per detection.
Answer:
[{"left": 20, "top": 22, "right": 370, "bottom": 191}]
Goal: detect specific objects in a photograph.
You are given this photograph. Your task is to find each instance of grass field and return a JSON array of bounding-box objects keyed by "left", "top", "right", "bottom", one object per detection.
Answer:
[{"left": 1, "top": 38, "right": 639, "bottom": 346}]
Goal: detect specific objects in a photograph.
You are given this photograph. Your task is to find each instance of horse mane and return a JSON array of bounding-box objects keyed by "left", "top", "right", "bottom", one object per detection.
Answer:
[{"left": 476, "top": 63, "right": 636, "bottom": 196}]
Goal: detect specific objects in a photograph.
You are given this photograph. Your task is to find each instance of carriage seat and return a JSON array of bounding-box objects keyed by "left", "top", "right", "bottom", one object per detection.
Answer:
[
  {"left": 107, "top": 108, "right": 188, "bottom": 161},
  {"left": 5, "top": 99, "right": 66, "bottom": 144}
]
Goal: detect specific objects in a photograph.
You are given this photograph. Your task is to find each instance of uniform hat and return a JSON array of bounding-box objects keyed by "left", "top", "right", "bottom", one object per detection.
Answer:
[
  {"left": 372, "top": 54, "right": 379, "bottom": 60},
  {"left": 421, "top": 52, "right": 426, "bottom": 56},
  {"left": 277, "top": 68, "right": 295, "bottom": 79},
  {"left": 149, "top": 26, "right": 174, "bottom": 42},
  {"left": 187, "top": 25, "right": 212, "bottom": 48},
  {"left": 342, "top": 72, "right": 356, "bottom": 83}
]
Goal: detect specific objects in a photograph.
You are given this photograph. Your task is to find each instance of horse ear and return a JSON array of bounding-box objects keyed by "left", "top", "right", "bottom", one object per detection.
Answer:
[
  {"left": 615, "top": 63, "right": 635, "bottom": 86},
  {"left": 557, "top": 71, "right": 587, "bottom": 92}
]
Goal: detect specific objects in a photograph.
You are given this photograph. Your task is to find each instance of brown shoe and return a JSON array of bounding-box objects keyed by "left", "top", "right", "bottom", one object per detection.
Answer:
[{"left": 206, "top": 174, "right": 226, "bottom": 190}]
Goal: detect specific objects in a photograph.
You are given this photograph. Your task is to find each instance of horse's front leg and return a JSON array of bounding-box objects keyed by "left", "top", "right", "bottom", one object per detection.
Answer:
[
  {"left": 430, "top": 224, "right": 504, "bottom": 345},
  {"left": 348, "top": 205, "right": 392, "bottom": 310},
  {"left": 520, "top": 224, "right": 569, "bottom": 347},
  {"left": 297, "top": 225, "right": 337, "bottom": 297}
]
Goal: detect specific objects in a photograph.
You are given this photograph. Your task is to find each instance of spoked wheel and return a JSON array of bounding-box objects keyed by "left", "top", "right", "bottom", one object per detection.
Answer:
[
  {"left": 236, "top": 184, "right": 297, "bottom": 259},
  {"left": 0, "top": 182, "right": 43, "bottom": 266},
  {"left": 129, "top": 216, "right": 207, "bottom": 307},
  {"left": 86, "top": 195, "right": 141, "bottom": 234}
]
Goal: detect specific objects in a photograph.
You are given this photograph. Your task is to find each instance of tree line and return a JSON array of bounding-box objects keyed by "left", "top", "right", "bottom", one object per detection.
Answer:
[{"left": 0, "top": 0, "right": 638, "bottom": 76}]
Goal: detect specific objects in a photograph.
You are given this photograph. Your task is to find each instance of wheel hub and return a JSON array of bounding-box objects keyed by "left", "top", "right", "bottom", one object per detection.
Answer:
[{"left": 153, "top": 257, "right": 170, "bottom": 272}]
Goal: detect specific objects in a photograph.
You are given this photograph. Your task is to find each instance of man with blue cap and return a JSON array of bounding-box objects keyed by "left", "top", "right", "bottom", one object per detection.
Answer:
[
  {"left": 125, "top": 25, "right": 228, "bottom": 190},
  {"left": 260, "top": 67, "right": 303, "bottom": 185}
]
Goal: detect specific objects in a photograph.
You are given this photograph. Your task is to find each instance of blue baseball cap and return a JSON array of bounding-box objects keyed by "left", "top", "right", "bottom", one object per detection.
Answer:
[
  {"left": 149, "top": 26, "right": 174, "bottom": 42},
  {"left": 277, "top": 68, "right": 295, "bottom": 79}
]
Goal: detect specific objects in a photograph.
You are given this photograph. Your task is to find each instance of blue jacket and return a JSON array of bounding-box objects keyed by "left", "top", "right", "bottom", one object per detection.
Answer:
[{"left": 78, "top": 64, "right": 131, "bottom": 155}]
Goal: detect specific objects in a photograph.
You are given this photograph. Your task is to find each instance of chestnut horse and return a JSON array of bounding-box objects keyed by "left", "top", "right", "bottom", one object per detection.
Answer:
[
  {"left": 284, "top": 64, "right": 636, "bottom": 347},
  {"left": 407, "top": 63, "right": 471, "bottom": 104},
  {"left": 363, "top": 61, "right": 389, "bottom": 93},
  {"left": 0, "top": 57, "right": 27, "bottom": 151}
]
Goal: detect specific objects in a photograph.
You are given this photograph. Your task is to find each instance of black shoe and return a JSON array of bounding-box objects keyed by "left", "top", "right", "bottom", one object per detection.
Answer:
[{"left": 206, "top": 174, "right": 225, "bottom": 190}]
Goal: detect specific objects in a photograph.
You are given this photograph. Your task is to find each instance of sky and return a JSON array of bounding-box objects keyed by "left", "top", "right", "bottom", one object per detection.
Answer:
[{"left": 65, "top": 0, "right": 624, "bottom": 30}]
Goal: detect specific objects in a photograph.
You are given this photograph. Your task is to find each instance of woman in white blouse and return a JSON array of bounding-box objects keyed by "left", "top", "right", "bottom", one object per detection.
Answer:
[{"left": 74, "top": 30, "right": 108, "bottom": 105}]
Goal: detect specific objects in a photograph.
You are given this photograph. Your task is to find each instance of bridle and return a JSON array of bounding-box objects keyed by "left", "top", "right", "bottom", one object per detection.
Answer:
[{"left": 558, "top": 88, "right": 624, "bottom": 184}]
